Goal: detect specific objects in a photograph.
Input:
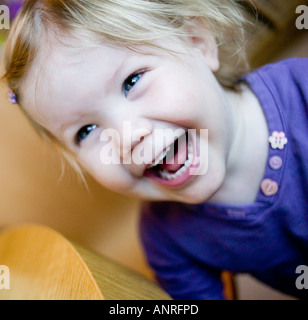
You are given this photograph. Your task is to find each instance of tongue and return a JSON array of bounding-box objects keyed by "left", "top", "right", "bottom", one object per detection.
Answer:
[{"left": 159, "top": 137, "right": 187, "bottom": 173}]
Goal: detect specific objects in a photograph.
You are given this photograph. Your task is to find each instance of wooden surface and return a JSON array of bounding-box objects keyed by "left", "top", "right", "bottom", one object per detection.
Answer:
[{"left": 0, "top": 224, "right": 171, "bottom": 300}]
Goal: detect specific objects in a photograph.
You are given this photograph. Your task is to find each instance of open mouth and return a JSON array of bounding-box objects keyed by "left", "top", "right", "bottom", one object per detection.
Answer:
[{"left": 144, "top": 131, "right": 196, "bottom": 187}]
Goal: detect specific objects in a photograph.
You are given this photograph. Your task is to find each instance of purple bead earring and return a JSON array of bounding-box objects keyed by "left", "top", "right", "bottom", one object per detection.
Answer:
[{"left": 8, "top": 89, "right": 17, "bottom": 104}]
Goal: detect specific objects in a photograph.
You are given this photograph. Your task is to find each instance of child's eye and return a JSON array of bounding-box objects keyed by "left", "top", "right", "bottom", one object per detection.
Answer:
[
  {"left": 75, "top": 124, "right": 97, "bottom": 144},
  {"left": 123, "top": 72, "right": 143, "bottom": 96}
]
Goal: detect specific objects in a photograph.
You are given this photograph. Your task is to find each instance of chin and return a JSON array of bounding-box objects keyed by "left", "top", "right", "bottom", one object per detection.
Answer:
[{"left": 166, "top": 168, "right": 226, "bottom": 205}]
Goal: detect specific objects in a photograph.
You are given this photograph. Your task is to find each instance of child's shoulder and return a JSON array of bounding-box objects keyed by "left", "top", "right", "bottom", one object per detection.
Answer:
[
  {"left": 244, "top": 57, "right": 308, "bottom": 108},
  {"left": 253, "top": 57, "right": 308, "bottom": 83},
  {"left": 260, "top": 57, "right": 308, "bottom": 68}
]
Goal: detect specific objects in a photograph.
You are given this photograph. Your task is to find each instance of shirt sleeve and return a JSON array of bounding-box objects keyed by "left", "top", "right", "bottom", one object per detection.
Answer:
[{"left": 139, "top": 210, "right": 226, "bottom": 300}]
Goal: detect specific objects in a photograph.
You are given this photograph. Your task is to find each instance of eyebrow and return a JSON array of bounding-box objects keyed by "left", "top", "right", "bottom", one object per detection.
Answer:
[
  {"left": 105, "top": 55, "right": 127, "bottom": 94},
  {"left": 59, "top": 112, "right": 87, "bottom": 131},
  {"left": 62, "top": 57, "right": 129, "bottom": 126}
]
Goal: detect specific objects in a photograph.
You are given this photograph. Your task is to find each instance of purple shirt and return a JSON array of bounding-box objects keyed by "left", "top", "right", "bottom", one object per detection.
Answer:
[{"left": 139, "top": 58, "right": 308, "bottom": 299}]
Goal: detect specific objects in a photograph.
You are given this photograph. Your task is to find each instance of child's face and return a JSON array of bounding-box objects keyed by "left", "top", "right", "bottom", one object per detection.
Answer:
[{"left": 22, "top": 34, "right": 233, "bottom": 204}]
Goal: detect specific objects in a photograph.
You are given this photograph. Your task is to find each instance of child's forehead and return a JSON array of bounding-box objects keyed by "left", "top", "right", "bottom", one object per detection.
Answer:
[
  {"left": 45, "top": 38, "right": 122, "bottom": 67},
  {"left": 43, "top": 31, "right": 186, "bottom": 64},
  {"left": 35, "top": 35, "right": 183, "bottom": 83},
  {"left": 32, "top": 40, "right": 124, "bottom": 88}
]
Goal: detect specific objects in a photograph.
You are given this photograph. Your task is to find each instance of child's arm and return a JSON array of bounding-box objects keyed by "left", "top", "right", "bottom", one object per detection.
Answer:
[
  {"left": 140, "top": 212, "right": 226, "bottom": 300},
  {"left": 150, "top": 256, "right": 226, "bottom": 300}
]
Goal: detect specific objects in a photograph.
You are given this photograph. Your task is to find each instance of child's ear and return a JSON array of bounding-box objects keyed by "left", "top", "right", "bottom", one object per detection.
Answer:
[{"left": 186, "top": 19, "right": 220, "bottom": 72}]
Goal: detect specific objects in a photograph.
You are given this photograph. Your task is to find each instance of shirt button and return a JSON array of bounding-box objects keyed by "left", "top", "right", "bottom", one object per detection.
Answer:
[
  {"left": 261, "top": 179, "right": 279, "bottom": 196},
  {"left": 269, "top": 156, "right": 283, "bottom": 170},
  {"left": 268, "top": 131, "right": 288, "bottom": 150}
]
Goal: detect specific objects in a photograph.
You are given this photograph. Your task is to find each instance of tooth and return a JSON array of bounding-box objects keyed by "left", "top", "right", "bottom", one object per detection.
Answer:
[
  {"left": 165, "top": 173, "right": 172, "bottom": 180},
  {"left": 184, "top": 160, "right": 191, "bottom": 168},
  {"left": 149, "top": 137, "right": 193, "bottom": 175},
  {"left": 148, "top": 148, "right": 169, "bottom": 169},
  {"left": 162, "top": 149, "right": 168, "bottom": 159},
  {"left": 160, "top": 170, "right": 167, "bottom": 179},
  {"left": 158, "top": 151, "right": 194, "bottom": 180},
  {"left": 156, "top": 151, "right": 166, "bottom": 164},
  {"left": 180, "top": 165, "right": 188, "bottom": 174},
  {"left": 175, "top": 170, "right": 182, "bottom": 178}
]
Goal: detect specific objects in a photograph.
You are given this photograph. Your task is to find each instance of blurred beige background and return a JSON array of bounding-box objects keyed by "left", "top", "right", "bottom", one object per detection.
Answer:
[{"left": 0, "top": 0, "right": 307, "bottom": 299}]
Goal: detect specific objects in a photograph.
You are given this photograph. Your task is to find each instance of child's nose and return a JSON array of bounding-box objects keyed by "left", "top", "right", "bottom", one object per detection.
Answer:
[
  {"left": 131, "top": 127, "right": 151, "bottom": 149},
  {"left": 120, "top": 119, "right": 153, "bottom": 160}
]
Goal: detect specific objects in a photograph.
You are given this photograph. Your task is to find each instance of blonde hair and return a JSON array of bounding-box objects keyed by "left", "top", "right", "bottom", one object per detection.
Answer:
[{"left": 2, "top": 0, "right": 253, "bottom": 175}]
